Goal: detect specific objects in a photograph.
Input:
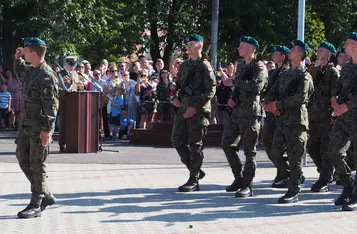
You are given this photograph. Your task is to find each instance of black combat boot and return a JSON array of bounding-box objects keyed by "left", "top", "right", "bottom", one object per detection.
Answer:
[
  {"left": 226, "top": 179, "right": 242, "bottom": 192},
  {"left": 178, "top": 176, "right": 200, "bottom": 192},
  {"left": 198, "top": 170, "right": 206, "bottom": 180},
  {"left": 41, "top": 193, "right": 56, "bottom": 211},
  {"left": 342, "top": 194, "right": 357, "bottom": 211},
  {"left": 235, "top": 187, "right": 252, "bottom": 198},
  {"left": 17, "top": 195, "right": 42, "bottom": 219},
  {"left": 335, "top": 186, "right": 353, "bottom": 206},
  {"left": 311, "top": 179, "right": 329, "bottom": 193},
  {"left": 278, "top": 188, "right": 300, "bottom": 203},
  {"left": 272, "top": 178, "right": 289, "bottom": 188}
]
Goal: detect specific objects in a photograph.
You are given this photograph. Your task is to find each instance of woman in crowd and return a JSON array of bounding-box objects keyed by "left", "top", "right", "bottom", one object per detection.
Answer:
[
  {"left": 5, "top": 70, "right": 23, "bottom": 127},
  {"left": 137, "top": 69, "right": 156, "bottom": 129},
  {"left": 119, "top": 71, "right": 140, "bottom": 128},
  {"left": 130, "top": 62, "right": 141, "bottom": 81},
  {"left": 156, "top": 70, "right": 174, "bottom": 122}
]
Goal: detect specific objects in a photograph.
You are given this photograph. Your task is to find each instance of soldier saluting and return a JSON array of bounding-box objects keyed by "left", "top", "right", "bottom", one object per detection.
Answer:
[
  {"left": 58, "top": 56, "right": 83, "bottom": 152},
  {"left": 171, "top": 34, "right": 216, "bottom": 192},
  {"left": 13, "top": 38, "right": 59, "bottom": 218}
]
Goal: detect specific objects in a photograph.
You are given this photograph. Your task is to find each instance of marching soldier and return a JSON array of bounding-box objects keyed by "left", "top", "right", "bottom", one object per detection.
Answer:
[
  {"left": 221, "top": 36, "right": 268, "bottom": 197},
  {"left": 260, "top": 45, "right": 290, "bottom": 188},
  {"left": 307, "top": 42, "right": 339, "bottom": 192},
  {"left": 13, "top": 38, "right": 59, "bottom": 218},
  {"left": 265, "top": 40, "right": 314, "bottom": 203},
  {"left": 171, "top": 34, "right": 216, "bottom": 192},
  {"left": 329, "top": 32, "right": 357, "bottom": 211}
]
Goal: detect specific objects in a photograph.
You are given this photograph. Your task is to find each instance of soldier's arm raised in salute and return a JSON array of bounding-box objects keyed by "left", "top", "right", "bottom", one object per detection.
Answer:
[{"left": 13, "top": 47, "right": 30, "bottom": 81}]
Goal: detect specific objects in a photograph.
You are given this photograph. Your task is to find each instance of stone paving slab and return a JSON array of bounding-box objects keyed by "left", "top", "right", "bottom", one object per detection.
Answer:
[{"left": 1, "top": 162, "right": 357, "bottom": 234}]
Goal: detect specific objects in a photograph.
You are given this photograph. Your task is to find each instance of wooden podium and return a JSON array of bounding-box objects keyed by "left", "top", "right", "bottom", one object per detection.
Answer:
[{"left": 65, "top": 91, "right": 100, "bottom": 153}]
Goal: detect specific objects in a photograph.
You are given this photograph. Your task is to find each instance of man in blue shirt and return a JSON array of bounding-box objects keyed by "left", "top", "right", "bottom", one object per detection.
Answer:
[{"left": 109, "top": 88, "right": 125, "bottom": 139}]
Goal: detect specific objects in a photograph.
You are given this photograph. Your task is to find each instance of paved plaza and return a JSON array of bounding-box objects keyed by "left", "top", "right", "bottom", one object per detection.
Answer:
[{"left": 1, "top": 131, "right": 357, "bottom": 234}]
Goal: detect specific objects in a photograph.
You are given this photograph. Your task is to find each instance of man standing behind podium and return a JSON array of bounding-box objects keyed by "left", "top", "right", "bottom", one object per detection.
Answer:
[
  {"left": 58, "top": 56, "right": 83, "bottom": 152},
  {"left": 13, "top": 38, "right": 59, "bottom": 218}
]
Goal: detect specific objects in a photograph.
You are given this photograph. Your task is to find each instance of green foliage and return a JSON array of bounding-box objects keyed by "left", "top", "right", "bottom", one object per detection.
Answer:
[{"left": 1, "top": 0, "right": 357, "bottom": 70}]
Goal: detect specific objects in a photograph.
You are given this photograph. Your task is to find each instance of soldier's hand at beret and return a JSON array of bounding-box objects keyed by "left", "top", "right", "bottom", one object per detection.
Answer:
[
  {"left": 334, "top": 104, "right": 349, "bottom": 116},
  {"left": 15, "top": 47, "right": 24, "bottom": 60},
  {"left": 183, "top": 107, "right": 197, "bottom": 118},
  {"left": 172, "top": 98, "right": 181, "bottom": 107},
  {"left": 40, "top": 131, "right": 50, "bottom": 147},
  {"left": 228, "top": 99, "right": 235, "bottom": 108}
]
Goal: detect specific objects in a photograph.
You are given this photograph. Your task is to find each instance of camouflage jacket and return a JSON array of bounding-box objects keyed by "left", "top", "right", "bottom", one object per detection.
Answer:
[
  {"left": 175, "top": 58, "right": 216, "bottom": 118},
  {"left": 59, "top": 69, "right": 84, "bottom": 91},
  {"left": 336, "top": 62, "right": 357, "bottom": 122},
  {"left": 231, "top": 59, "right": 268, "bottom": 117},
  {"left": 266, "top": 65, "right": 314, "bottom": 128},
  {"left": 308, "top": 64, "right": 339, "bottom": 122},
  {"left": 264, "top": 64, "right": 290, "bottom": 119},
  {"left": 13, "top": 58, "right": 59, "bottom": 132}
]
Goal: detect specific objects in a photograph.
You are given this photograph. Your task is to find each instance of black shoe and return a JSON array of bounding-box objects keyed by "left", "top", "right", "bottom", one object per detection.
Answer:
[
  {"left": 60, "top": 146, "right": 66, "bottom": 153},
  {"left": 335, "top": 186, "right": 353, "bottom": 206},
  {"left": 278, "top": 188, "right": 300, "bottom": 204},
  {"left": 226, "top": 179, "right": 241, "bottom": 192},
  {"left": 342, "top": 194, "right": 357, "bottom": 211},
  {"left": 178, "top": 177, "right": 200, "bottom": 192},
  {"left": 235, "top": 187, "right": 252, "bottom": 198},
  {"left": 17, "top": 203, "right": 41, "bottom": 219},
  {"left": 311, "top": 180, "right": 329, "bottom": 193},
  {"left": 41, "top": 193, "right": 56, "bottom": 211},
  {"left": 272, "top": 178, "right": 288, "bottom": 188},
  {"left": 198, "top": 170, "right": 206, "bottom": 180},
  {"left": 301, "top": 175, "right": 305, "bottom": 184}
]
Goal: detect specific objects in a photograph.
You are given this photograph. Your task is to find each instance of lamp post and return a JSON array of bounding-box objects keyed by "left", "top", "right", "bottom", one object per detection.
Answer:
[
  {"left": 210, "top": 0, "right": 219, "bottom": 69},
  {"left": 298, "top": 0, "right": 305, "bottom": 41}
]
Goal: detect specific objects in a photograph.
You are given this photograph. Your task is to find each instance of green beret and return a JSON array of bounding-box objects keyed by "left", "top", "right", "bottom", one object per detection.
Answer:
[
  {"left": 186, "top": 34, "right": 204, "bottom": 42},
  {"left": 318, "top": 42, "right": 336, "bottom": 54},
  {"left": 239, "top": 36, "right": 259, "bottom": 48},
  {"left": 273, "top": 45, "right": 289, "bottom": 55},
  {"left": 347, "top": 32, "right": 357, "bottom": 42},
  {"left": 66, "top": 56, "right": 77, "bottom": 66},
  {"left": 291, "top": 40, "right": 311, "bottom": 54},
  {"left": 24, "top": 37, "right": 46, "bottom": 47}
]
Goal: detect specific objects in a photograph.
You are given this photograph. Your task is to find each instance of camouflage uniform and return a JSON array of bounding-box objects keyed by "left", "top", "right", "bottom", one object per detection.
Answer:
[
  {"left": 266, "top": 66, "right": 314, "bottom": 190},
  {"left": 13, "top": 58, "right": 59, "bottom": 200},
  {"left": 260, "top": 65, "right": 289, "bottom": 182},
  {"left": 58, "top": 69, "right": 82, "bottom": 150},
  {"left": 221, "top": 60, "right": 268, "bottom": 190},
  {"left": 328, "top": 62, "right": 357, "bottom": 189},
  {"left": 171, "top": 58, "right": 216, "bottom": 179},
  {"left": 307, "top": 64, "right": 339, "bottom": 184}
]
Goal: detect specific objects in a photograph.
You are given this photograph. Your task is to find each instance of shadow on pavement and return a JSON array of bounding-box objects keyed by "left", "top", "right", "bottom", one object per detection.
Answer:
[{"left": 0, "top": 181, "right": 344, "bottom": 224}]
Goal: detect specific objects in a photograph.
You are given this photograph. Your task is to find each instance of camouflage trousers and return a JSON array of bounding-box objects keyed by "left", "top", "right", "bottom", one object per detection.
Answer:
[
  {"left": 260, "top": 115, "right": 288, "bottom": 180},
  {"left": 16, "top": 125, "right": 50, "bottom": 197},
  {"left": 171, "top": 114, "right": 208, "bottom": 178},
  {"left": 271, "top": 125, "right": 308, "bottom": 189},
  {"left": 328, "top": 118, "right": 357, "bottom": 188},
  {"left": 221, "top": 116, "right": 261, "bottom": 188},
  {"left": 307, "top": 120, "right": 333, "bottom": 182}
]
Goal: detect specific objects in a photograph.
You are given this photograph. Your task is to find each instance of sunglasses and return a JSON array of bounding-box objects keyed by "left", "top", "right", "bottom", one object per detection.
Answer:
[
  {"left": 94, "top": 73, "right": 100, "bottom": 76},
  {"left": 120, "top": 66, "right": 125, "bottom": 68},
  {"left": 110, "top": 70, "right": 118, "bottom": 73}
]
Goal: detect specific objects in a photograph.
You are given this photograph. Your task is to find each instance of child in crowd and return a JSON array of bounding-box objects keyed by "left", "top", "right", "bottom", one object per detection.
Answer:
[
  {"left": 119, "top": 110, "right": 135, "bottom": 140},
  {"left": 109, "top": 87, "right": 125, "bottom": 139},
  {"left": 0, "top": 84, "right": 14, "bottom": 129}
]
